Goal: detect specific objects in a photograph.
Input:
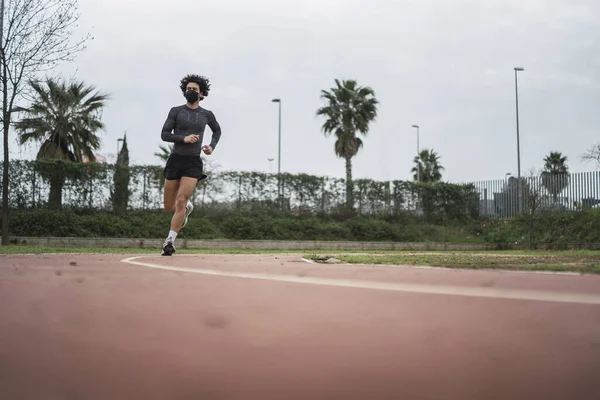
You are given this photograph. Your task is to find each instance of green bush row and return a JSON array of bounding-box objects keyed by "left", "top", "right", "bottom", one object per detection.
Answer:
[
  {"left": 482, "top": 209, "right": 600, "bottom": 244},
  {"left": 6, "top": 208, "right": 600, "bottom": 244},
  {"left": 3, "top": 159, "right": 480, "bottom": 221},
  {"left": 7, "top": 208, "right": 479, "bottom": 242}
]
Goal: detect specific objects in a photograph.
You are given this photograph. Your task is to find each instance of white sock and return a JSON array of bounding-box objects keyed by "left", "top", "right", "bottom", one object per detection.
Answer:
[{"left": 168, "top": 230, "right": 178, "bottom": 241}]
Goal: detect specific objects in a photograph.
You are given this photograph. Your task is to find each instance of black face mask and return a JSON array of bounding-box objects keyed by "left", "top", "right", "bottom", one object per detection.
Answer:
[{"left": 185, "top": 90, "right": 199, "bottom": 103}]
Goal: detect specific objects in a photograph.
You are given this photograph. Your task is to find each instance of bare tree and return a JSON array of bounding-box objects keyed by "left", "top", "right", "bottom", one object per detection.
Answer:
[
  {"left": 1, "top": 0, "right": 90, "bottom": 244},
  {"left": 581, "top": 143, "right": 600, "bottom": 170},
  {"left": 524, "top": 168, "right": 549, "bottom": 249}
]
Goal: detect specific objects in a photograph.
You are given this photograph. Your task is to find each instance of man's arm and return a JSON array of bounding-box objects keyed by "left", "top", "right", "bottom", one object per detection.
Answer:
[
  {"left": 161, "top": 107, "right": 185, "bottom": 143},
  {"left": 207, "top": 111, "right": 222, "bottom": 149}
]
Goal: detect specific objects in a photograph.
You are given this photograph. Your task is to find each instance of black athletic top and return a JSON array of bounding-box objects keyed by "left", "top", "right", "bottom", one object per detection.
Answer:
[{"left": 161, "top": 105, "right": 222, "bottom": 156}]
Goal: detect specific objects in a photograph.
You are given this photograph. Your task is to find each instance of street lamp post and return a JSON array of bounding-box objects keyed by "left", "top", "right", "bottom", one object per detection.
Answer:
[
  {"left": 271, "top": 99, "right": 281, "bottom": 176},
  {"left": 412, "top": 125, "right": 420, "bottom": 182},
  {"left": 514, "top": 67, "right": 524, "bottom": 210},
  {"left": 271, "top": 99, "right": 282, "bottom": 204}
]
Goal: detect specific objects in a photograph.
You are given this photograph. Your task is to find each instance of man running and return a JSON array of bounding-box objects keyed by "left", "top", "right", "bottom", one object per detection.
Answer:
[{"left": 160, "top": 74, "right": 222, "bottom": 256}]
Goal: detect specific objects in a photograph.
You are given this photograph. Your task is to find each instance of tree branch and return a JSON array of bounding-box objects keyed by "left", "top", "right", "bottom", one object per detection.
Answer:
[
  {"left": 2, "top": 0, "right": 91, "bottom": 243},
  {"left": 581, "top": 143, "right": 600, "bottom": 169},
  {"left": 2, "top": 0, "right": 90, "bottom": 122}
]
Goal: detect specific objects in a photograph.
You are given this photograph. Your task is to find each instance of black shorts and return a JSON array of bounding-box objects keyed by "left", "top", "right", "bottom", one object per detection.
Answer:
[{"left": 163, "top": 153, "right": 207, "bottom": 181}]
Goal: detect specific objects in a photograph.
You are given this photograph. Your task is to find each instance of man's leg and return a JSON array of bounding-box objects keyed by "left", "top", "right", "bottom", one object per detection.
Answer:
[
  {"left": 161, "top": 153, "right": 200, "bottom": 256},
  {"left": 163, "top": 178, "right": 180, "bottom": 212},
  {"left": 162, "top": 178, "right": 181, "bottom": 256},
  {"left": 170, "top": 176, "right": 198, "bottom": 232}
]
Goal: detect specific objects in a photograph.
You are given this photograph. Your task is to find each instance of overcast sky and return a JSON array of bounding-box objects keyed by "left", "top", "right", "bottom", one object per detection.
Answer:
[{"left": 11, "top": 0, "right": 600, "bottom": 183}]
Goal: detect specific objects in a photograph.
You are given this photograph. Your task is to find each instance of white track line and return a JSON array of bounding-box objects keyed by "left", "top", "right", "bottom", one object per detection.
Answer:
[
  {"left": 297, "top": 257, "right": 586, "bottom": 275},
  {"left": 121, "top": 256, "right": 600, "bottom": 305}
]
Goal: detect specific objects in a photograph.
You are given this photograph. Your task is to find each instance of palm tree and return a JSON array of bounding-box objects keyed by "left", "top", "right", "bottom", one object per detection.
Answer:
[
  {"left": 316, "top": 79, "right": 378, "bottom": 209},
  {"left": 541, "top": 151, "right": 569, "bottom": 202},
  {"left": 14, "top": 78, "right": 109, "bottom": 208},
  {"left": 154, "top": 144, "right": 173, "bottom": 162},
  {"left": 411, "top": 149, "right": 444, "bottom": 182}
]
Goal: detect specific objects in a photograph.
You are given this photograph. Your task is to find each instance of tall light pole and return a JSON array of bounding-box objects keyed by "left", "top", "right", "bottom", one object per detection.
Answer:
[
  {"left": 271, "top": 99, "right": 281, "bottom": 202},
  {"left": 271, "top": 99, "right": 281, "bottom": 176},
  {"left": 514, "top": 67, "right": 524, "bottom": 184},
  {"left": 514, "top": 67, "right": 524, "bottom": 210},
  {"left": 412, "top": 125, "right": 420, "bottom": 182}
]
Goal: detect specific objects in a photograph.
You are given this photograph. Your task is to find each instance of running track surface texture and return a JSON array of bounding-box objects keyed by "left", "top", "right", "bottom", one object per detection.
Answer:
[{"left": 1, "top": 253, "right": 600, "bottom": 400}]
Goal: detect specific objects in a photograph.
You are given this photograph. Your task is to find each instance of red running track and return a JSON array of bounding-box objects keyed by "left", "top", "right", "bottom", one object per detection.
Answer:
[{"left": 1, "top": 253, "right": 600, "bottom": 400}]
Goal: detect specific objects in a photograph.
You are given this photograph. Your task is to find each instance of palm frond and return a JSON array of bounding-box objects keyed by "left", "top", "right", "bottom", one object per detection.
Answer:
[
  {"left": 317, "top": 78, "right": 378, "bottom": 162},
  {"left": 15, "top": 78, "right": 109, "bottom": 161}
]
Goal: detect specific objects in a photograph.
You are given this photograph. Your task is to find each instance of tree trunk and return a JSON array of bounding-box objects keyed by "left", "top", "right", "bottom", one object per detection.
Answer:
[
  {"left": 48, "top": 176, "right": 63, "bottom": 209},
  {"left": 1, "top": 41, "right": 9, "bottom": 245},
  {"left": 345, "top": 156, "right": 353, "bottom": 211},
  {"left": 112, "top": 164, "right": 130, "bottom": 215},
  {"left": 1, "top": 118, "right": 9, "bottom": 245},
  {"left": 529, "top": 212, "right": 535, "bottom": 249}
]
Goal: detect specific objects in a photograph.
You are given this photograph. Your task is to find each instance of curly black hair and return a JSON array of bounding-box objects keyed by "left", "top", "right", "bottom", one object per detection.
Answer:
[{"left": 179, "top": 74, "right": 211, "bottom": 97}]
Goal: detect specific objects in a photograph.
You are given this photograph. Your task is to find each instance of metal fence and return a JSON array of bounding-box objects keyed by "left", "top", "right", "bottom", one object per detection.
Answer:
[
  {"left": 2, "top": 159, "right": 599, "bottom": 218},
  {"left": 468, "top": 172, "right": 600, "bottom": 218},
  {"left": 2, "top": 169, "right": 420, "bottom": 216}
]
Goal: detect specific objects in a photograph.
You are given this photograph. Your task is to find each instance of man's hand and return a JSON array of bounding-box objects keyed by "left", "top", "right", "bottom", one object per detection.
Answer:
[
  {"left": 184, "top": 134, "right": 200, "bottom": 144},
  {"left": 202, "top": 145, "right": 213, "bottom": 155}
]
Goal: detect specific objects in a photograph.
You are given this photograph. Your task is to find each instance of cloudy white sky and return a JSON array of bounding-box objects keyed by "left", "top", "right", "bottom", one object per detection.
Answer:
[{"left": 11, "top": 0, "right": 600, "bottom": 183}]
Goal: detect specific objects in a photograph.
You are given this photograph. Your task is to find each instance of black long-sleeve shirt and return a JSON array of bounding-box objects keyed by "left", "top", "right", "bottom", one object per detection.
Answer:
[{"left": 161, "top": 105, "right": 222, "bottom": 156}]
